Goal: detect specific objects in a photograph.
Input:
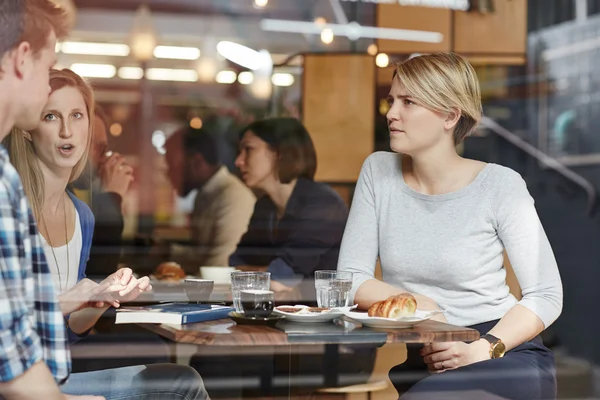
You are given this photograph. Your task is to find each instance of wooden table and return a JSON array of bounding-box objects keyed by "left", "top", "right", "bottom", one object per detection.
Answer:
[
  {"left": 139, "top": 316, "right": 480, "bottom": 390},
  {"left": 141, "top": 317, "right": 479, "bottom": 346}
]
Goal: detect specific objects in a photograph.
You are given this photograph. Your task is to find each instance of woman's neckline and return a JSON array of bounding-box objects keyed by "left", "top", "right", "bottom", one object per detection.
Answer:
[{"left": 398, "top": 158, "right": 494, "bottom": 202}]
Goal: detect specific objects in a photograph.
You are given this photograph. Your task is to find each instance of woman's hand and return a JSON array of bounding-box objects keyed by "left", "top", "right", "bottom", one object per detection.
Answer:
[
  {"left": 421, "top": 339, "right": 491, "bottom": 373},
  {"left": 58, "top": 278, "right": 124, "bottom": 315},
  {"left": 100, "top": 267, "right": 152, "bottom": 304}
]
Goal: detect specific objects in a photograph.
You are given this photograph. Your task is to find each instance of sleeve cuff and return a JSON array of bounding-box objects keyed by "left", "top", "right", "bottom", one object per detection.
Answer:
[
  {"left": 348, "top": 273, "right": 376, "bottom": 305},
  {"left": 229, "top": 254, "right": 245, "bottom": 266},
  {"left": 268, "top": 258, "right": 303, "bottom": 287}
]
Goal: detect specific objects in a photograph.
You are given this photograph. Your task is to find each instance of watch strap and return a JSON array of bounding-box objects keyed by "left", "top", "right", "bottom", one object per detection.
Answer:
[{"left": 481, "top": 334, "right": 500, "bottom": 344}]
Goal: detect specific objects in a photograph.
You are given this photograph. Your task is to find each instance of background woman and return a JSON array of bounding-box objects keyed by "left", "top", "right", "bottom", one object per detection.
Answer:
[
  {"left": 337, "top": 52, "right": 562, "bottom": 400},
  {"left": 230, "top": 117, "right": 348, "bottom": 300}
]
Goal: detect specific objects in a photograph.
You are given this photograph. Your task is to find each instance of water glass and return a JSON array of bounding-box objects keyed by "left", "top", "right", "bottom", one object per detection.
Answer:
[
  {"left": 314, "top": 270, "right": 353, "bottom": 308},
  {"left": 231, "top": 271, "right": 270, "bottom": 312}
]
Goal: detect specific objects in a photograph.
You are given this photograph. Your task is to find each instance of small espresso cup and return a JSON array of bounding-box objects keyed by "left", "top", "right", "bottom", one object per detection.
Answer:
[{"left": 240, "top": 289, "right": 274, "bottom": 318}]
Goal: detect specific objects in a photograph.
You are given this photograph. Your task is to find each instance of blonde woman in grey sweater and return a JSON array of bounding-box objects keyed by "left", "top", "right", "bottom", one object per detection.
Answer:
[{"left": 338, "top": 53, "right": 562, "bottom": 400}]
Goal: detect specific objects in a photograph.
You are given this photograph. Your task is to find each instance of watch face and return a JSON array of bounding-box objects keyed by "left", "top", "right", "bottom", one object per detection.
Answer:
[{"left": 492, "top": 342, "right": 507, "bottom": 358}]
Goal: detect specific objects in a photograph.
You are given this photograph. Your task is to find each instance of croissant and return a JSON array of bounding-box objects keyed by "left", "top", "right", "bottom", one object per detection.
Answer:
[{"left": 368, "top": 293, "right": 417, "bottom": 319}]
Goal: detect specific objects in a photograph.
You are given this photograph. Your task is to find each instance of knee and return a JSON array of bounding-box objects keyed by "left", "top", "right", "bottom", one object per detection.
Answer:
[{"left": 146, "top": 364, "right": 208, "bottom": 398}]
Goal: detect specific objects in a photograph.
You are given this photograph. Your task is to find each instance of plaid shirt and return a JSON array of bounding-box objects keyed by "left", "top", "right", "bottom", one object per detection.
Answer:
[{"left": 0, "top": 145, "right": 70, "bottom": 384}]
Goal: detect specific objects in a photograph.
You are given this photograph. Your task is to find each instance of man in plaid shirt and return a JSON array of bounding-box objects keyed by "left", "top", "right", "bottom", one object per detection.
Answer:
[
  {"left": 0, "top": 1, "right": 208, "bottom": 399},
  {"left": 0, "top": 1, "right": 75, "bottom": 397}
]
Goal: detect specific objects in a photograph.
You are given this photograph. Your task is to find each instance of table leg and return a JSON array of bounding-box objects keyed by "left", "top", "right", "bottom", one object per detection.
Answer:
[
  {"left": 324, "top": 344, "right": 340, "bottom": 388},
  {"left": 174, "top": 342, "right": 198, "bottom": 365}
]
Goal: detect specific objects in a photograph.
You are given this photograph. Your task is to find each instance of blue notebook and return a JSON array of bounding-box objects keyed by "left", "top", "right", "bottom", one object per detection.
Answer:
[{"left": 115, "top": 303, "right": 234, "bottom": 325}]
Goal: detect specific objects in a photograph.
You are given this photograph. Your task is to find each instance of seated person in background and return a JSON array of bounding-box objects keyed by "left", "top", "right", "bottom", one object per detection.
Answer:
[
  {"left": 72, "top": 104, "right": 133, "bottom": 279},
  {"left": 338, "top": 52, "right": 562, "bottom": 400},
  {"left": 163, "top": 124, "right": 255, "bottom": 274},
  {"left": 4, "top": 68, "right": 149, "bottom": 343},
  {"left": 191, "top": 118, "right": 373, "bottom": 396},
  {"left": 230, "top": 117, "right": 348, "bottom": 301}
]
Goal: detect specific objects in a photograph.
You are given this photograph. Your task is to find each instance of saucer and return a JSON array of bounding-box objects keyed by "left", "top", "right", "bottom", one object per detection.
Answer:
[{"left": 228, "top": 311, "right": 285, "bottom": 326}]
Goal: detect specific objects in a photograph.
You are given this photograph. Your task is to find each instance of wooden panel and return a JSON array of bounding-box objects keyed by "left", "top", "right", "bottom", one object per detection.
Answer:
[
  {"left": 377, "top": 66, "right": 396, "bottom": 87},
  {"left": 329, "top": 184, "right": 353, "bottom": 207},
  {"left": 303, "top": 54, "right": 375, "bottom": 182},
  {"left": 453, "top": 0, "right": 527, "bottom": 54},
  {"left": 376, "top": 4, "right": 451, "bottom": 54},
  {"left": 466, "top": 55, "right": 526, "bottom": 65}
]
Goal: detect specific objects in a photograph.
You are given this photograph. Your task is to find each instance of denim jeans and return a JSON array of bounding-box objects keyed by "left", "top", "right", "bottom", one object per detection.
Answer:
[{"left": 61, "top": 364, "right": 210, "bottom": 400}]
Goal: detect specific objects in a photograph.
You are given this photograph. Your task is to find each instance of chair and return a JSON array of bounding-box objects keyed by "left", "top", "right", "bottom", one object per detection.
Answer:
[
  {"left": 314, "top": 379, "right": 389, "bottom": 400},
  {"left": 311, "top": 342, "right": 406, "bottom": 399}
]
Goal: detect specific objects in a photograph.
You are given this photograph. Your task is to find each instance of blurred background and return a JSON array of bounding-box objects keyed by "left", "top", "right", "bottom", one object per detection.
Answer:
[{"left": 56, "top": 0, "right": 600, "bottom": 398}]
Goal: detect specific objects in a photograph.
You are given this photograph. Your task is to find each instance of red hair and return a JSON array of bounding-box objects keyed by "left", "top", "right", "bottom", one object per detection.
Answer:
[{"left": 19, "top": 0, "right": 69, "bottom": 55}]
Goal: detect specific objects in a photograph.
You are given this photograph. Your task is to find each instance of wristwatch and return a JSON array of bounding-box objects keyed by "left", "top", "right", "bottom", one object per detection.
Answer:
[{"left": 481, "top": 334, "right": 506, "bottom": 359}]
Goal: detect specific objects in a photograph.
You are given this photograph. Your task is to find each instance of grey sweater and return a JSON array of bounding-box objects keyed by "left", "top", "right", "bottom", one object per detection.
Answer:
[{"left": 338, "top": 152, "right": 563, "bottom": 328}]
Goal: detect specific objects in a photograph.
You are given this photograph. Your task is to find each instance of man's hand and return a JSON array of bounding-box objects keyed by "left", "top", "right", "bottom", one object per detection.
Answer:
[
  {"left": 58, "top": 279, "right": 124, "bottom": 315},
  {"left": 421, "top": 339, "right": 491, "bottom": 373},
  {"left": 99, "top": 152, "right": 133, "bottom": 198},
  {"left": 270, "top": 280, "right": 298, "bottom": 302}
]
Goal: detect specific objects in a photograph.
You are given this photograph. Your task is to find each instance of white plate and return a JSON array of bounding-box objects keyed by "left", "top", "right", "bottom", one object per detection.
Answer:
[
  {"left": 273, "top": 305, "right": 357, "bottom": 323},
  {"left": 344, "top": 310, "right": 442, "bottom": 329}
]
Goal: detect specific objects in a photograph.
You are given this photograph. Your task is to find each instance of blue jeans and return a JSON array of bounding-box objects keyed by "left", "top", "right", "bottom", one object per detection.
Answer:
[{"left": 61, "top": 364, "right": 210, "bottom": 400}]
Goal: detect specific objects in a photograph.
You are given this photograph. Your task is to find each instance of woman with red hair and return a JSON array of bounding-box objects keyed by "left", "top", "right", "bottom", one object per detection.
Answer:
[{"left": 5, "top": 68, "right": 150, "bottom": 342}]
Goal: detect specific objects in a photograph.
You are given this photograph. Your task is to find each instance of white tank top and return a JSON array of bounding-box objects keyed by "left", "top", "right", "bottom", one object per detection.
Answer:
[{"left": 41, "top": 208, "right": 82, "bottom": 294}]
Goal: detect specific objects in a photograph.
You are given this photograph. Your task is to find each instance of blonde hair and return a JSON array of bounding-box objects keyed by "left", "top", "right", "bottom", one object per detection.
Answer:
[
  {"left": 5, "top": 68, "right": 94, "bottom": 221},
  {"left": 393, "top": 52, "right": 482, "bottom": 144}
]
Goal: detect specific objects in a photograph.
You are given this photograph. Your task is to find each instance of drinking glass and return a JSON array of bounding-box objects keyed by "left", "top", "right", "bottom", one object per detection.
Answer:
[
  {"left": 241, "top": 290, "right": 274, "bottom": 318},
  {"left": 314, "top": 270, "right": 353, "bottom": 308},
  {"left": 231, "top": 271, "right": 270, "bottom": 312}
]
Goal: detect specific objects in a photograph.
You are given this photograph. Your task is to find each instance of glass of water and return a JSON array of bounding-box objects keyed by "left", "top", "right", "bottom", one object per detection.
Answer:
[
  {"left": 314, "top": 270, "right": 353, "bottom": 308},
  {"left": 231, "top": 271, "right": 270, "bottom": 313}
]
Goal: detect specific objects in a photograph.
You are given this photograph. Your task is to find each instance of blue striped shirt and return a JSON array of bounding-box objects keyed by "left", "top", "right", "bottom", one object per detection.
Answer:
[{"left": 0, "top": 145, "right": 70, "bottom": 384}]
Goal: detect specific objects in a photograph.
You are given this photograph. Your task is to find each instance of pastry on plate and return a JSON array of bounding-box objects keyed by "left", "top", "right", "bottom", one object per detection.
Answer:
[{"left": 367, "top": 293, "right": 417, "bottom": 319}]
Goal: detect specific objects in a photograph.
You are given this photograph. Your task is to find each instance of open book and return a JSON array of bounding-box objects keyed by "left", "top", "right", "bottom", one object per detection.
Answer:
[{"left": 115, "top": 303, "right": 234, "bottom": 325}]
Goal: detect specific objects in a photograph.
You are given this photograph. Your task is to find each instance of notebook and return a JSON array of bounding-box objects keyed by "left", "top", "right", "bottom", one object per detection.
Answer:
[{"left": 115, "top": 303, "right": 234, "bottom": 325}]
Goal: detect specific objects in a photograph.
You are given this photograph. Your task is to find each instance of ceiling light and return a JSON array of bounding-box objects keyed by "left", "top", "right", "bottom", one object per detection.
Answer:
[
  {"left": 314, "top": 17, "right": 326, "bottom": 25},
  {"left": 118, "top": 67, "right": 144, "bottom": 80},
  {"left": 367, "top": 44, "right": 378, "bottom": 56},
  {"left": 321, "top": 28, "right": 334, "bottom": 44},
  {"left": 196, "top": 58, "right": 219, "bottom": 82},
  {"left": 376, "top": 53, "right": 390, "bottom": 68},
  {"left": 261, "top": 19, "right": 443, "bottom": 43},
  {"left": 189, "top": 117, "right": 203, "bottom": 129},
  {"left": 109, "top": 123, "right": 123, "bottom": 137},
  {"left": 271, "top": 73, "right": 294, "bottom": 87},
  {"left": 146, "top": 68, "right": 198, "bottom": 82},
  {"left": 215, "top": 70, "right": 237, "bottom": 84},
  {"left": 70, "top": 63, "right": 116, "bottom": 78},
  {"left": 152, "top": 130, "right": 166, "bottom": 154},
  {"left": 60, "top": 41, "right": 130, "bottom": 56},
  {"left": 254, "top": 0, "right": 268, "bottom": 8},
  {"left": 153, "top": 45, "right": 201, "bottom": 60},
  {"left": 238, "top": 71, "right": 254, "bottom": 85},
  {"left": 216, "top": 41, "right": 264, "bottom": 70},
  {"left": 398, "top": 0, "right": 469, "bottom": 10}
]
